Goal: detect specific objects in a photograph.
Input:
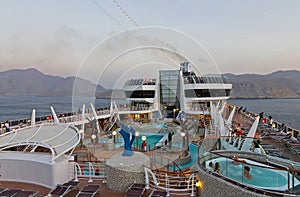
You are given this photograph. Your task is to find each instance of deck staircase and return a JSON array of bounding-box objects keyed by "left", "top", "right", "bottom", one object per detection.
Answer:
[{"left": 145, "top": 166, "right": 198, "bottom": 196}]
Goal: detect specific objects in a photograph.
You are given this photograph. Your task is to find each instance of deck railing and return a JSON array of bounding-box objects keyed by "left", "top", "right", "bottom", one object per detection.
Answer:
[{"left": 71, "top": 161, "right": 107, "bottom": 183}]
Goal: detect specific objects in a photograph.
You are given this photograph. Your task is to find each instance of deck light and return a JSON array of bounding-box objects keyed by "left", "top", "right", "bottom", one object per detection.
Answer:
[
  {"left": 196, "top": 179, "right": 203, "bottom": 188},
  {"left": 135, "top": 132, "right": 140, "bottom": 150},
  {"left": 142, "top": 136, "right": 146, "bottom": 141},
  {"left": 91, "top": 134, "right": 96, "bottom": 154},
  {"left": 112, "top": 131, "right": 117, "bottom": 143}
]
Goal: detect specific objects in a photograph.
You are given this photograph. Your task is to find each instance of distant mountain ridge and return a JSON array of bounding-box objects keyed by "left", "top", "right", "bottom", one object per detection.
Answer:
[
  {"left": 0, "top": 68, "right": 299, "bottom": 98},
  {"left": 224, "top": 70, "right": 300, "bottom": 98},
  {"left": 0, "top": 68, "right": 107, "bottom": 97}
]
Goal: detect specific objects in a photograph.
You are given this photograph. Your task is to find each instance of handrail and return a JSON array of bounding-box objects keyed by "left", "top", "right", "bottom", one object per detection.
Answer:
[{"left": 144, "top": 166, "right": 198, "bottom": 196}]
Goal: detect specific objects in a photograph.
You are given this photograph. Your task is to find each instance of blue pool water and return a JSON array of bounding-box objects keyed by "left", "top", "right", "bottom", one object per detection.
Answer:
[
  {"left": 206, "top": 157, "right": 300, "bottom": 191},
  {"left": 141, "top": 124, "right": 168, "bottom": 129},
  {"left": 96, "top": 133, "right": 164, "bottom": 150},
  {"left": 170, "top": 143, "right": 199, "bottom": 170},
  {"left": 133, "top": 133, "right": 164, "bottom": 149}
]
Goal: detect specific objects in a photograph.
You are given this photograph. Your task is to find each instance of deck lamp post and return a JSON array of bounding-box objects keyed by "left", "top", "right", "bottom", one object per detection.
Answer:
[
  {"left": 112, "top": 130, "right": 117, "bottom": 143},
  {"left": 135, "top": 131, "right": 140, "bottom": 150},
  {"left": 91, "top": 134, "right": 96, "bottom": 154},
  {"left": 79, "top": 129, "right": 84, "bottom": 149},
  {"left": 173, "top": 109, "right": 176, "bottom": 119},
  {"left": 181, "top": 132, "right": 186, "bottom": 149}
]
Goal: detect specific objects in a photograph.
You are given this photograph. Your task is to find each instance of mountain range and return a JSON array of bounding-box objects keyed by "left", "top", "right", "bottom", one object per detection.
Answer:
[
  {"left": 0, "top": 68, "right": 107, "bottom": 97},
  {"left": 0, "top": 68, "right": 299, "bottom": 98},
  {"left": 224, "top": 70, "right": 300, "bottom": 98}
]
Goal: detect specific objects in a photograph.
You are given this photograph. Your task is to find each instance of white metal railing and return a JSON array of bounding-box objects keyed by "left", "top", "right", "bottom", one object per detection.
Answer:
[
  {"left": 72, "top": 162, "right": 107, "bottom": 183},
  {"left": 144, "top": 167, "right": 198, "bottom": 196}
]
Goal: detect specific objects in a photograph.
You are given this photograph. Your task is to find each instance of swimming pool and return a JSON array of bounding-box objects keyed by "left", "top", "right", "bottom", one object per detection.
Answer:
[
  {"left": 134, "top": 133, "right": 164, "bottom": 149},
  {"left": 141, "top": 124, "right": 168, "bottom": 129},
  {"left": 95, "top": 133, "right": 164, "bottom": 150},
  {"left": 169, "top": 143, "right": 199, "bottom": 170},
  {"left": 206, "top": 157, "right": 300, "bottom": 191}
]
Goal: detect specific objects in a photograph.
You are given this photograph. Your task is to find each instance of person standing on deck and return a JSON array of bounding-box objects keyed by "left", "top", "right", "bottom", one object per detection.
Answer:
[
  {"left": 141, "top": 140, "right": 147, "bottom": 152},
  {"left": 4, "top": 121, "right": 10, "bottom": 133},
  {"left": 168, "top": 132, "right": 173, "bottom": 149},
  {"left": 268, "top": 116, "right": 273, "bottom": 127},
  {"left": 259, "top": 112, "right": 264, "bottom": 124}
]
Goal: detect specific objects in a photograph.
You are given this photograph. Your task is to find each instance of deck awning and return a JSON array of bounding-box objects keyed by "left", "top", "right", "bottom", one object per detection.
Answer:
[{"left": 0, "top": 123, "right": 80, "bottom": 162}]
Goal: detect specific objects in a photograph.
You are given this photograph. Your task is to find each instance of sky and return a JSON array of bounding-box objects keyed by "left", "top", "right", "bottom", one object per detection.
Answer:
[{"left": 1, "top": 0, "right": 300, "bottom": 87}]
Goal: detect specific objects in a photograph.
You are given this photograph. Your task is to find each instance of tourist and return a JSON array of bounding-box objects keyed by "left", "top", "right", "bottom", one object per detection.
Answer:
[
  {"left": 5, "top": 121, "right": 10, "bottom": 133},
  {"left": 141, "top": 140, "right": 147, "bottom": 152},
  {"left": 268, "top": 116, "right": 273, "bottom": 127},
  {"left": 259, "top": 112, "right": 264, "bottom": 124},
  {"left": 253, "top": 142, "right": 261, "bottom": 154},
  {"left": 232, "top": 155, "right": 240, "bottom": 165},
  {"left": 168, "top": 132, "right": 173, "bottom": 149},
  {"left": 209, "top": 162, "right": 215, "bottom": 169},
  {"left": 244, "top": 166, "right": 252, "bottom": 179},
  {"left": 214, "top": 162, "right": 221, "bottom": 173},
  {"left": 236, "top": 123, "right": 242, "bottom": 137},
  {"left": 238, "top": 106, "right": 243, "bottom": 113}
]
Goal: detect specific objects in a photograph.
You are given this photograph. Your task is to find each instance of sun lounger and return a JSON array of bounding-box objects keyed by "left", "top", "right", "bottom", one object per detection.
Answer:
[
  {"left": 124, "top": 183, "right": 146, "bottom": 197},
  {"left": 13, "top": 190, "right": 38, "bottom": 197},
  {"left": 48, "top": 180, "right": 80, "bottom": 196},
  {"left": 290, "top": 146, "right": 300, "bottom": 155},
  {"left": 0, "top": 188, "right": 22, "bottom": 197},
  {"left": 75, "top": 184, "right": 100, "bottom": 197},
  {"left": 62, "top": 180, "right": 80, "bottom": 188},
  {"left": 49, "top": 186, "right": 70, "bottom": 196},
  {"left": 150, "top": 190, "right": 168, "bottom": 197}
]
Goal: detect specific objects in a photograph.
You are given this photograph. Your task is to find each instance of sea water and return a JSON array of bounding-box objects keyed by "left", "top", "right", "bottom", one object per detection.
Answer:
[
  {"left": 0, "top": 96, "right": 111, "bottom": 122},
  {"left": 229, "top": 98, "right": 300, "bottom": 130},
  {"left": 0, "top": 96, "right": 299, "bottom": 130}
]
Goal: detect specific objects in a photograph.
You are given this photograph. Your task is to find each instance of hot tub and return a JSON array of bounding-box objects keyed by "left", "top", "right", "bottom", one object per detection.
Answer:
[{"left": 206, "top": 157, "right": 300, "bottom": 191}]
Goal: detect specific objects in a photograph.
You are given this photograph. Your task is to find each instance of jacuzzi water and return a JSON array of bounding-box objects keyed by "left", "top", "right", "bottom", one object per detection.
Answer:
[{"left": 206, "top": 157, "right": 300, "bottom": 191}]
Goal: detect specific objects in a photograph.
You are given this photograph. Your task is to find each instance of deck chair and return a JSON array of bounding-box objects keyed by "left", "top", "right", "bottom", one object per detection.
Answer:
[
  {"left": 13, "top": 190, "right": 38, "bottom": 197},
  {"left": 75, "top": 184, "right": 100, "bottom": 197},
  {"left": 124, "top": 183, "right": 146, "bottom": 197},
  {"left": 0, "top": 188, "right": 22, "bottom": 197},
  {"left": 49, "top": 185, "right": 71, "bottom": 196},
  {"left": 150, "top": 190, "right": 168, "bottom": 197},
  {"left": 62, "top": 180, "right": 80, "bottom": 188},
  {"left": 49, "top": 180, "right": 80, "bottom": 197}
]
